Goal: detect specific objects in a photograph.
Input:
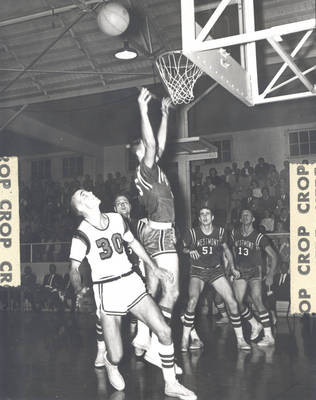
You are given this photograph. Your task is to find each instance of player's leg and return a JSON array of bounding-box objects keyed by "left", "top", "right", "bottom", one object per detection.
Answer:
[
  {"left": 95, "top": 316, "right": 106, "bottom": 367},
  {"left": 130, "top": 295, "right": 197, "bottom": 400},
  {"left": 182, "top": 276, "right": 205, "bottom": 352},
  {"left": 213, "top": 291, "right": 229, "bottom": 324},
  {"left": 249, "top": 279, "right": 275, "bottom": 346},
  {"left": 99, "top": 313, "right": 125, "bottom": 391},
  {"left": 132, "top": 264, "right": 159, "bottom": 355},
  {"left": 212, "top": 276, "right": 250, "bottom": 350},
  {"left": 233, "top": 277, "right": 263, "bottom": 341}
]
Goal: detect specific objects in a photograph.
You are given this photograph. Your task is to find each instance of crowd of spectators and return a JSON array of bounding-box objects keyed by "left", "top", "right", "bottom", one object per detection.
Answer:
[{"left": 191, "top": 157, "right": 291, "bottom": 233}]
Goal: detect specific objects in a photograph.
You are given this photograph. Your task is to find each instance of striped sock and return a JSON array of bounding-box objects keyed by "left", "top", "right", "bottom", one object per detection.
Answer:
[
  {"left": 158, "top": 342, "right": 176, "bottom": 383},
  {"left": 259, "top": 311, "right": 271, "bottom": 328},
  {"left": 183, "top": 311, "right": 195, "bottom": 329},
  {"left": 96, "top": 318, "right": 104, "bottom": 342},
  {"left": 241, "top": 306, "right": 258, "bottom": 328},
  {"left": 217, "top": 302, "right": 228, "bottom": 317},
  {"left": 229, "top": 313, "right": 243, "bottom": 338},
  {"left": 160, "top": 305, "right": 172, "bottom": 325}
]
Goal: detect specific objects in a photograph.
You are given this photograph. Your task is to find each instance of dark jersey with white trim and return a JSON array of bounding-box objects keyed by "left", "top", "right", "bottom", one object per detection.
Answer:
[
  {"left": 231, "top": 228, "right": 269, "bottom": 269},
  {"left": 134, "top": 160, "right": 175, "bottom": 223},
  {"left": 183, "top": 226, "right": 226, "bottom": 268}
]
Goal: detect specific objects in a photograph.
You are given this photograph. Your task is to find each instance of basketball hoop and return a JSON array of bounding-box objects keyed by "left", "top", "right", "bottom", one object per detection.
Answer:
[{"left": 155, "top": 51, "right": 203, "bottom": 105}]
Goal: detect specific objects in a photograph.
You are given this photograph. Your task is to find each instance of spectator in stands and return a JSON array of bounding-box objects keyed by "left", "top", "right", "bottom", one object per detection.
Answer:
[
  {"left": 82, "top": 174, "right": 94, "bottom": 191},
  {"left": 42, "top": 264, "right": 64, "bottom": 312},
  {"left": 255, "top": 157, "right": 270, "bottom": 181},
  {"left": 223, "top": 166, "right": 238, "bottom": 191},
  {"left": 258, "top": 187, "right": 275, "bottom": 217},
  {"left": 260, "top": 210, "right": 275, "bottom": 233},
  {"left": 22, "top": 265, "right": 40, "bottom": 311},
  {"left": 231, "top": 199, "right": 242, "bottom": 228},
  {"left": 241, "top": 160, "right": 253, "bottom": 176},
  {"left": 231, "top": 162, "right": 240, "bottom": 178},
  {"left": 238, "top": 168, "right": 251, "bottom": 191},
  {"left": 279, "top": 160, "right": 289, "bottom": 184},
  {"left": 276, "top": 208, "right": 290, "bottom": 232},
  {"left": 251, "top": 179, "right": 262, "bottom": 199}
]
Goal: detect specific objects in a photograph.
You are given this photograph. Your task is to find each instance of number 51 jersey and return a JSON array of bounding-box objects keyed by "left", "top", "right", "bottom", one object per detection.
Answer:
[{"left": 69, "top": 213, "right": 134, "bottom": 284}]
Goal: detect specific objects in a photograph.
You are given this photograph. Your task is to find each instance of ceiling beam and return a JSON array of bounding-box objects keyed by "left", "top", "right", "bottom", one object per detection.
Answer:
[{"left": 0, "top": 108, "right": 103, "bottom": 157}]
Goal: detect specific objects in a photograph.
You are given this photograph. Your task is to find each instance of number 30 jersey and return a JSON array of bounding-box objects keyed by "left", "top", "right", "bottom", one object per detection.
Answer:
[
  {"left": 69, "top": 213, "right": 134, "bottom": 284},
  {"left": 183, "top": 226, "right": 226, "bottom": 268},
  {"left": 231, "top": 228, "right": 269, "bottom": 269}
]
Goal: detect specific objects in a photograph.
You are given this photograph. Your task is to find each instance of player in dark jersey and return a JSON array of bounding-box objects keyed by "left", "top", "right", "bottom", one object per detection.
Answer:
[
  {"left": 182, "top": 206, "right": 251, "bottom": 351},
  {"left": 94, "top": 194, "right": 144, "bottom": 368},
  {"left": 69, "top": 189, "right": 196, "bottom": 400},
  {"left": 129, "top": 88, "right": 181, "bottom": 368},
  {"left": 231, "top": 209, "right": 277, "bottom": 347}
]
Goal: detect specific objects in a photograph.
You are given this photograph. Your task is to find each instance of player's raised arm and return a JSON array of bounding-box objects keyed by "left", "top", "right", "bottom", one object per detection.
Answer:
[
  {"left": 69, "top": 259, "right": 83, "bottom": 294},
  {"left": 138, "top": 87, "right": 156, "bottom": 168},
  {"left": 157, "top": 97, "right": 172, "bottom": 159}
]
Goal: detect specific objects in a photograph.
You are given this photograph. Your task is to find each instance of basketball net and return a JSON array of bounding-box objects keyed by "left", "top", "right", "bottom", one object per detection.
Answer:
[{"left": 155, "top": 51, "right": 203, "bottom": 105}]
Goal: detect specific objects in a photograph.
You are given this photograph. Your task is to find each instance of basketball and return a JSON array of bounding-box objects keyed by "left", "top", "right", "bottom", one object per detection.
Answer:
[{"left": 97, "top": 2, "right": 130, "bottom": 36}]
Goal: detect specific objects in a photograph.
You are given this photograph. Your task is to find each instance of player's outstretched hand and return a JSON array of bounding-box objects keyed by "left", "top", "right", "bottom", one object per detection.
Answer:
[
  {"left": 161, "top": 97, "right": 172, "bottom": 116},
  {"left": 189, "top": 250, "right": 200, "bottom": 260},
  {"left": 75, "top": 287, "right": 90, "bottom": 311},
  {"left": 231, "top": 267, "right": 240, "bottom": 280},
  {"left": 154, "top": 267, "right": 174, "bottom": 283},
  {"left": 264, "top": 274, "right": 273, "bottom": 287},
  {"left": 138, "top": 87, "right": 152, "bottom": 113}
]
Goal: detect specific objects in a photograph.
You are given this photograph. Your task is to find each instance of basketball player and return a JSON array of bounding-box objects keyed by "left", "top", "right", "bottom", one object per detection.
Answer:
[
  {"left": 181, "top": 206, "right": 251, "bottom": 351},
  {"left": 231, "top": 209, "right": 277, "bottom": 346},
  {"left": 94, "top": 194, "right": 143, "bottom": 368},
  {"left": 129, "top": 88, "right": 180, "bottom": 366},
  {"left": 69, "top": 189, "right": 196, "bottom": 400}
]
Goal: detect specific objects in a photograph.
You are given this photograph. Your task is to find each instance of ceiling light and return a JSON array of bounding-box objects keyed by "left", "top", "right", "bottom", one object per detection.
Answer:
[{"left": 114, "top": 41, "right": 138, "bottom": 60}]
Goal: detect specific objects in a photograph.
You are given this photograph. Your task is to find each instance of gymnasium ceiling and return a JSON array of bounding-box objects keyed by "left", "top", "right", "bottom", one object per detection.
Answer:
[{"left": 0, "top": 0, "right": 316, "bottom": 150}]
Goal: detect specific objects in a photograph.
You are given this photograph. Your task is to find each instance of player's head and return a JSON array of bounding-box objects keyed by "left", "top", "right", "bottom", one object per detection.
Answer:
[
  {"left": 114, "top": 194, "right": 131, "bottom": 218},
  {"left": 71, "top": 189, "right": 101, "bottom": 216},
  {"left": 129, "top": 138, "right": 145, "bottom": 161},
  {"left": 240, "top": 209, "right": 255, "bottom": 225},
  {"left": 198, "top": 206, "right": 214, "bottom": 225}
]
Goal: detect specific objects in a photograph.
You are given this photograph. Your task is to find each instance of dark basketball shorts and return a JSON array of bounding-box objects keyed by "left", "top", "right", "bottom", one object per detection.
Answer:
[
  {"left": 236, "top": 265, "right": 262, "bottom": 281},
  {"left": 93, "top": 272, "right": 148, "bottom": 317},
  {"left": 138, "top": 220, "right": 177, "bottom": 258},
  {"left": 190, "top": 264, "right": 225, "bottom": 284}
]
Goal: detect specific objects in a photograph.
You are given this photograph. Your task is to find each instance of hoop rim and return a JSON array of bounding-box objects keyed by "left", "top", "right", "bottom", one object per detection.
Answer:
[{"left": 155, "top": 49, "right": 183, "bottom": 63}]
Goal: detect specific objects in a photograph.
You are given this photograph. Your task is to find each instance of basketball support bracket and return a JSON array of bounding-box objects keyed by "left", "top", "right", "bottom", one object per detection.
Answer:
[{"left": 181, "top": 0, "right": 316, "bottom": 106}]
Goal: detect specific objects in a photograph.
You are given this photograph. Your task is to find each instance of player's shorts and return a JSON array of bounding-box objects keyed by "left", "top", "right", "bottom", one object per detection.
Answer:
[
  {"left": 93, "top": 271, "right": 148, "bottom": 317},
  {"left": 138, "top": 220, "right": 177, "bottom": 258},
  {"left": 190, "top": 264, "right": 225, "bottom": 284},
  {"left": 236, "top": 265, "right": 262, "bottom": 281}
]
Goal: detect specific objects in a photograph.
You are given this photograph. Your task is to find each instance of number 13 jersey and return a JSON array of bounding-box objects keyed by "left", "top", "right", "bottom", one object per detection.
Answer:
[
  {"left": 231, "top": 228, "right": 269, "bottom": 269},
  {"left": 183, "top": 226, "right": 226, "bottom": 268},
  {"left": 69, "top": 213, "right": 134, "bottom": 284}
]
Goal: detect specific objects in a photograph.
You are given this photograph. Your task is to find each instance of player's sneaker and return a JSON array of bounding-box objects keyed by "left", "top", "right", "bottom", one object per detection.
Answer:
[
  {"left": 189, "top": 338, "right": 204, "bottom": 350},
  {"left": 257, "top": 335, "right": 275, "bottom": 347},
  {"left": 215, "top": 315, "right": 229, "bottom": 324},
  {"left": 104, "top": 354, "right": 125, "bottom": 391},
  {"left": 237, "top": 337, "right": 251, "bottom": 350},
  {"left": 95, "top": 344, "right": 106, "bottom": 368},
  {"left": 144, "top": 351, "right": 183, "bottom": 375},
  {"left": 250, "top": 322, "right": 263, "bottom": 341},
  {"left": 165, "top": 380, "right": 197, "bottom": 400}
]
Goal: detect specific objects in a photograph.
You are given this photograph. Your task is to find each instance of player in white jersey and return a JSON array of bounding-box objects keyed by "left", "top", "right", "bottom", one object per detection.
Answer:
[{"left": 69, "top": 189, "right": 196, "bottom": 400}]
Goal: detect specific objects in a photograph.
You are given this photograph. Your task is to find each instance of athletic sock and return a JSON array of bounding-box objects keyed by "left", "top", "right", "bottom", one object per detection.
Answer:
[
  {"left": 158, "top": 342, "right": 176, "bottom": 383},
  {"left": 241, "top": 306, "right": 258, "bottom": 328},
  {"left": 259, "top": 311, "right": 272, "bottom": 336},
  {"left": 216, "top": 302, "right": 228, "bottom": 318},
  {"left": 183, "top": 311, "right": 195, "bottom": 329},
  {"left": 96, "top": 318, "right": 104, "bottom": 343},
  {"left": 160, "top": 305, "right": 172, "bottom": 326},
  {"left": 229, "top": 313, "right": 243, "bottom": 338}
]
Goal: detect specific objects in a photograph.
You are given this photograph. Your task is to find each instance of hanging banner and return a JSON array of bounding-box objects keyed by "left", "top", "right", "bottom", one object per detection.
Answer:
[
  {"left": 0, "top": 156, "right": 20, "bottom": 287},
  {"left": 290, "top": 163, "right": 316, "bottom": 314}
]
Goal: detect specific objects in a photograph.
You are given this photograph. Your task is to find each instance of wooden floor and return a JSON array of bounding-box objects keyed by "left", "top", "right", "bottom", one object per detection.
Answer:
[{"left": 1, "top": 311, "right": 316, "bottom": 400}]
